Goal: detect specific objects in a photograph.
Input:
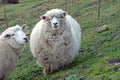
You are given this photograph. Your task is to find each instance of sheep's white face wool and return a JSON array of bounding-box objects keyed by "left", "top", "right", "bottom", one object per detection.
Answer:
[
  {"left": 13, "top": 29, "right": 28, "bottom": 45},
  {"left": 50, "top": 17, "right": 61, "bottom": 30}
]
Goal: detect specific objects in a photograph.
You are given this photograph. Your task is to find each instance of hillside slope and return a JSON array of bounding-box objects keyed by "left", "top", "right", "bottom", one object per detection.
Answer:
[{"left": 0, "top": 0, "right": 120, "bottom": 80}]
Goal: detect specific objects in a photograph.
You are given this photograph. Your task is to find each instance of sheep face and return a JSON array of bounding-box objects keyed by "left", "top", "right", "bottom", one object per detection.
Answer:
[
  {"left": 12, "top": 28, "right": 28, "bottom": 44},
  {"left": 41, "top": 9, "right": 66, "bottom": 30},
  {"left": 3, "top": 25, "right": 28, "bottom": 47},
  {"left": 50, "top": 17, "right": 61, "bottom": 30}
]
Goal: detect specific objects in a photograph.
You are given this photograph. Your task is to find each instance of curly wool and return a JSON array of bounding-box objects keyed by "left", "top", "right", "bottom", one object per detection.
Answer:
[{"left": 30, "top": 9, "right": 81, "bottom": 74}]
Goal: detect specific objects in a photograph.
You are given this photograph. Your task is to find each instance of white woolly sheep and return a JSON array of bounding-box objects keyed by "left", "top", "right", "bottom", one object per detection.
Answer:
[
  {"left": 0, "top": 25, "right": 28, "bottom": 80},
  {"left": 30, "top": 9, "right": 81, "bottom": 75}
]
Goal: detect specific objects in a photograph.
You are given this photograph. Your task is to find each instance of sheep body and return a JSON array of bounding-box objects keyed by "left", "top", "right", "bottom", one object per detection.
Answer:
[
  {"left": 0, "top": 25, "right": 28, "bottom": 80},
  {"left": 30, "top": 9, "right": 81, "bottom": 74},
  {"left": 0, "top": 40, "right": 18, "bottom": 80}
]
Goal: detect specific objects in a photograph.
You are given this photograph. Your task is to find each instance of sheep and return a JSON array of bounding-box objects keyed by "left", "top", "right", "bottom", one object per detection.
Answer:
[
  {"left": 30, "top": 9, "right": 81, "bottom": 75},
  {"left": 0, "top": 24, "right": 28, "bottom": 80}
]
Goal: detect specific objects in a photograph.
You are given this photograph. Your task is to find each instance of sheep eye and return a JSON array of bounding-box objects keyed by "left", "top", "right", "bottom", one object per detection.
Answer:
[
  {"left": 59, "top": 14, "right": 64, "bottom": 18},
  {"left": 47, "top": 18, "right": 51, "bottom": 21},
  {"left": 46, "top": 18, "right": 50, "bottom": 21},
  {"left": 5, "top": 34, "right": 11, "bottom": 38},
  {"left": 12, "top": 34, "right": 14, "bottom": 36}
]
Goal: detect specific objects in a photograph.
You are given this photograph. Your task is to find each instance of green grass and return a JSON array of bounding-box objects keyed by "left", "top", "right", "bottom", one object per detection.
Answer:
[{"left": 0, "top": 0, "right": 120, "bottom": 80}]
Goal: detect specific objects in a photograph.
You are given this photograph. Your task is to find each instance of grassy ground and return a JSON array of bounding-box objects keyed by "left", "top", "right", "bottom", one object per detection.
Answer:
[{"left": 0, "top": 0, "right": 120, "bottom": 80}]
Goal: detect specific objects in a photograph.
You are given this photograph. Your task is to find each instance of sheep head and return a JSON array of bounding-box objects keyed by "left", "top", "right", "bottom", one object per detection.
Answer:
[
  {"left": 2, "top": 24, "right": 28, "bottom": 49},
  {"left": 41, "top": 9, "right": 66, "bottom": 31}
]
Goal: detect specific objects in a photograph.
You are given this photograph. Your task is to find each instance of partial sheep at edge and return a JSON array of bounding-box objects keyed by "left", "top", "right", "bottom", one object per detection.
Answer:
[{"left": 0, "top": 25, "right": 28, "bottom": 80}]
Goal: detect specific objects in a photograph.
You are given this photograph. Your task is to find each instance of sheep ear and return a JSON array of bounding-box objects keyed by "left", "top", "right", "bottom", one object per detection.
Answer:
[
  {"left": 4, "top": 34, "right": 11, "bottom": 38},
  {"left": 21, "top": 24, "right": 28, "bottom": 31},
  {"left": 41, "top": 15, "right": 47, "bottom": 20}
]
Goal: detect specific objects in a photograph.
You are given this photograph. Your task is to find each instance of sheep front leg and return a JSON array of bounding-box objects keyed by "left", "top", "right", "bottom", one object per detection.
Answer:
[
  {"left": 43, "top": 66, "right": 49, "bottom": 75},
  {"left": 43, "top": 62, "right": 54, "bottom": 75}
]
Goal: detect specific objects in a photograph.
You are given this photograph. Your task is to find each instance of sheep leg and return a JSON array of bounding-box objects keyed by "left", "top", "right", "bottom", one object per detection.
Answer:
[
  {"left": 43, "top": 63, "right": 54, "bottom": 75},
  {"left": 43, "top": 65, "right": 50, "bottom": 75}
]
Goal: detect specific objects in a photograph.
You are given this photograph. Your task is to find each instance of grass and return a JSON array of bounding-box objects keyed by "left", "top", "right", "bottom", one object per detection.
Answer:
[{"left": 0, "top": 0, "right": 120, "bottom": 80}]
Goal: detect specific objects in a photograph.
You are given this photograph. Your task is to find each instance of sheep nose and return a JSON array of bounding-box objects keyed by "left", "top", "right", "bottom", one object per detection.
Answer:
[
  {"left": 53, "top": 23, "right": 58, "bottom": 26},
  {"left": 23, "top": 38, "right": 28, "bottom": 42},
  {"left": 53, "top": 23, "right": 58, "bottom": 29}
]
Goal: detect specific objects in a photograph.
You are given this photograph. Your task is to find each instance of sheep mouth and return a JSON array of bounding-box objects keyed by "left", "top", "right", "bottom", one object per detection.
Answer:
[
  {"left": 14, "top": 39, "right": 27, "bottom": 45},
  {"left": 52, "top": 26, "right": 60, "bottom": 30}
]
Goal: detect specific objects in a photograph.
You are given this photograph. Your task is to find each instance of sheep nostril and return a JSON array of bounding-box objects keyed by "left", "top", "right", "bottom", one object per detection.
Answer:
[
  {"left": 23, "top": 38, "right": 28, "bottom": 42},
  {"left": 53, "top": 23, "right": 57, "bottom": 26},
  {"left": 53, "top": 23, "right": 58, "bottom": 29}
]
